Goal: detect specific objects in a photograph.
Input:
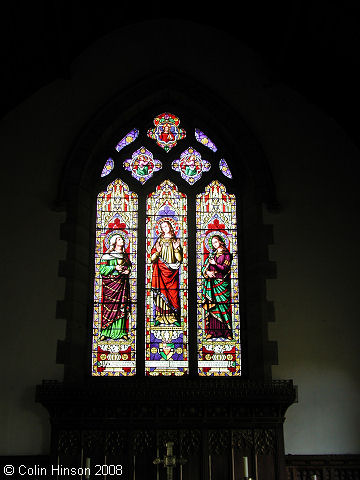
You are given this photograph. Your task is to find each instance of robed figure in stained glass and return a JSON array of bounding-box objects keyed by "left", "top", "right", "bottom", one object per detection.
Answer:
[
  {"left": 100, "top": 234, "right": 131, "bottom": 341},
  {"left": 151, "top": 220, "right": 183, "bottom": 326},
  {"left": 159, "top": 122, "right": 175, "bottom": 143},
  {"left": 202, "top": 235, "right": 233, "bottom": 339}
]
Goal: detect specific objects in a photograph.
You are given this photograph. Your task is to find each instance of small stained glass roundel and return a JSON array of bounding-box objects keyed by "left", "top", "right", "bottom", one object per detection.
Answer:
[
  {"left": 123, "top": 147, "right": 162, "bottom": 184},
  {"left": 172, "top": 147, "right": 211, "bottom": 184},
  {"left": 147, "top": 113, "right": 186, "bottom": 152}
]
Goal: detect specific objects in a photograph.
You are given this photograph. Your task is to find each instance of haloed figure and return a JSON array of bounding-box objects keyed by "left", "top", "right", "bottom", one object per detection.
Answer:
[
  {"left": 184, "top": 154, "right": 198, "bottom": 177},
  {"left": 202, "top": 235, "right": 233, "bottom": 340},
  {"left": 151, "top": 220, "right": 182, "bottom": 326},
  {"left": 159, "top": 122, "right": 175, "bottom": 143},
  {"left": 135, "top": 154, "right": 150, "bottom": 176},
  {"left": 100, "top": 234, "right": 131, "bottom": 341}
]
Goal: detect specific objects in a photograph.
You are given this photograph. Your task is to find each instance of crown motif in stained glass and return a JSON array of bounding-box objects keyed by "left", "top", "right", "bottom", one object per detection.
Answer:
[
  {"left": 147, "top": 113, "right": 186, "bottom": 152},
  {"left": 115, "top": 129, "right": 139, "bottom": 152},
  {"left": 123, "top": 147, "right": 162, "bottom": 184},
  {"left": 101, "top": 158, "right": 114, "bottom": 177},
  {"left": 195, "top": 129, "right": 217, "bottom": 152},
  {"left": 172, "top": 147, "right": 211, "bottom": 184}
]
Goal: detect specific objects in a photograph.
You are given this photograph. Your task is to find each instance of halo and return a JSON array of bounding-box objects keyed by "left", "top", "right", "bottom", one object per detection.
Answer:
[
  {"left": 104, "top": 230, "right": 130, "bottom": 251},
  {"left": 204, "top": 231, "right": 230, "bottom": 252},
  {"left": 132, "top": 157, "right": 154, "bottom": 173},
  {"left": 155, "top": 217, "right": 179, "bottom": 237}
]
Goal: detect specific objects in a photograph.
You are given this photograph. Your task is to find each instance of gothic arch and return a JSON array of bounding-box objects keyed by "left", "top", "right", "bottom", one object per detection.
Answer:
[
  {"left": 57, "top": 70, "right": 278, "bottom": 210},
  {"left": 36, "top": 72, "right": 297, "bottom": 480},
  {"left": 55, "top": 72, "right": 279, "bottom": 382}
]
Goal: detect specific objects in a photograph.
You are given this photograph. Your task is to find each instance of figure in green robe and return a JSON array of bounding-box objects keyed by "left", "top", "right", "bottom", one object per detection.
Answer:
[
  {"left": 100, "top": 234, "right": 131, "bottom": 341},
  {"left": 202, "top": 235, "right": 233, "bottom": 340}
]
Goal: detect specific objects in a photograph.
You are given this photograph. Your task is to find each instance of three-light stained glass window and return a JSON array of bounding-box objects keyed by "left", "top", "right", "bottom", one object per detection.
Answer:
[{"left": 92, "top": 113, "right": 241, "bottom": 377}]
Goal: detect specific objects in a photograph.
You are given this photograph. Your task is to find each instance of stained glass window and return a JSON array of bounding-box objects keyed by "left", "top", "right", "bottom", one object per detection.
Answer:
[
  {"left": 93, "top": 112, "right": 241, "bottom": 377},
  {"left": 92, "top": 179, "right": 138, "bottom": 376},
  {"left": 196, "top": 181, "right": 241, "bottom": 376},
  {"left": 123, "top": 147, "right": 162, "bottom": 184},
  {"left": 219, "top": 159, "right": 232, "bottom": 179},
  {"left": 115, "top": 128, "right": 139, "bottom": 152},
  {"left": 101, "top": 158, "right": 114, "bottom": 177},
  {"left": 195, "top": 128, "right": 218, "bottom": 152},
  {"left": 145, "top": 180, "right": 188, "bottom": 376},
  {"left": 147, "top": 113, "right": 186, "bottom": 152},
  {"left": 172, "top": 147, "right": 211, "bottom": 184}
]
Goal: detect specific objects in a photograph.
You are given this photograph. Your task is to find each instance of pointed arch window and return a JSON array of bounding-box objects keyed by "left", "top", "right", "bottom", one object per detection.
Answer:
[{"left": 92, "top": 113, "right": 241, "bottom": 377}]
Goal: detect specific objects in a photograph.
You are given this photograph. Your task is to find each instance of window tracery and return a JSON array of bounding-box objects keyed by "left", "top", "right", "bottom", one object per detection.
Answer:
[
  {"left": 115, "top": 128, "right": 139, "bottom": 152},
  {"left": 195, "top": 128, "right": 218, "bottom": 152},
  {"left": 92, "top": 113, "right": 241, "bottom": 376},
  {"left": 123, "top": 146, "right": 162, "bottom": 184},
  {"left": 172, "top": 147, "right": 211, "bottom": 184}
]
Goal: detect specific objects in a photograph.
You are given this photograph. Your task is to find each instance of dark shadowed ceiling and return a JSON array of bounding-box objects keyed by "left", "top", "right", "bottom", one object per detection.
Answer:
[{"left": 1, "top": 2, "right": 359, "bottom": 148}]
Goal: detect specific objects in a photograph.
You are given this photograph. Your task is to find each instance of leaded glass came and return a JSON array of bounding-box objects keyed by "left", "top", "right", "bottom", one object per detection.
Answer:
[
  {"left": 115, "top": 128, "right": 139, "bottom": 152},
  {"left": 147, "top": 112, "right": 186, "bottom": 152},
  {"left": 219, "top": 159, "right": 232, "bottom": 179},
  {"left": 172, "top": 147, "right": 211, "bottom": 184},
  {"left": 196, "top": 181, "right": 241, "bottom": 376},
  {"left": 195, "top": 128, "right": 218, "bottom": 152},
  {"left": 92, "top": 179, "right": 138, "bottom": 376},
  {"left": 145, "top": 180, "right": 188, "bottom": 376},
  {"left": 101, "top": 158, "right": 114, "bottom": 177},
  {"left": 123, "top": 146, "right": 162, "bottom": 183},
  {"left": 93, "top": 113, "right": 241, "bottom": 377}
]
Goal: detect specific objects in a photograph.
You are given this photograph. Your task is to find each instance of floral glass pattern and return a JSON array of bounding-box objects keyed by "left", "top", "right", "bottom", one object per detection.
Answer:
[
  {"left": 147, "top": 113, "right": 186, "bottom": 152},
  {"left": 195, "top": 128, "right": 218, "bottom": 152},
  {"left": 101, "top": 158, "right": 114, "bottom": 177},
  {"left": 219, "top": 159, "right": 232, "bottom": 179},
  {"left": 115, "top": 129, "right": 139, "bottom": 152},
  {"left": 196, "top": 180, "right": 241, "bottom": 376},
  {"left": 172, "top": 147, "right": 211, "bottom": 184},
  {"left": 92, "top": 179, "right": 138, "bottom": 376},
  {"left": 123, "top": 147, "right": 162, "bottom": 184},
  {"left": 145, "top": 180, "right": 188, "bottom": 376}
]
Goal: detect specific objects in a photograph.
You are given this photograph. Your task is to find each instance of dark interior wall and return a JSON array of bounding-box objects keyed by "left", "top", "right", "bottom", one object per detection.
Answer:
[
  {"left": 261, "top": 89, "right": 360, "bottom": 453},
  {"left": 0, "top": 19, "right": 359, "bottom": 455}
]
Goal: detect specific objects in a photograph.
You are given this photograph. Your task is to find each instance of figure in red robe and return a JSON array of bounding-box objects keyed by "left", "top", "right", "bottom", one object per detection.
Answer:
[
  {"left": 159, "top": 122, "right": 175, "bottom": 143},
  {"left": 151, "top": 220, "right": 182, "bottom": 326}
]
